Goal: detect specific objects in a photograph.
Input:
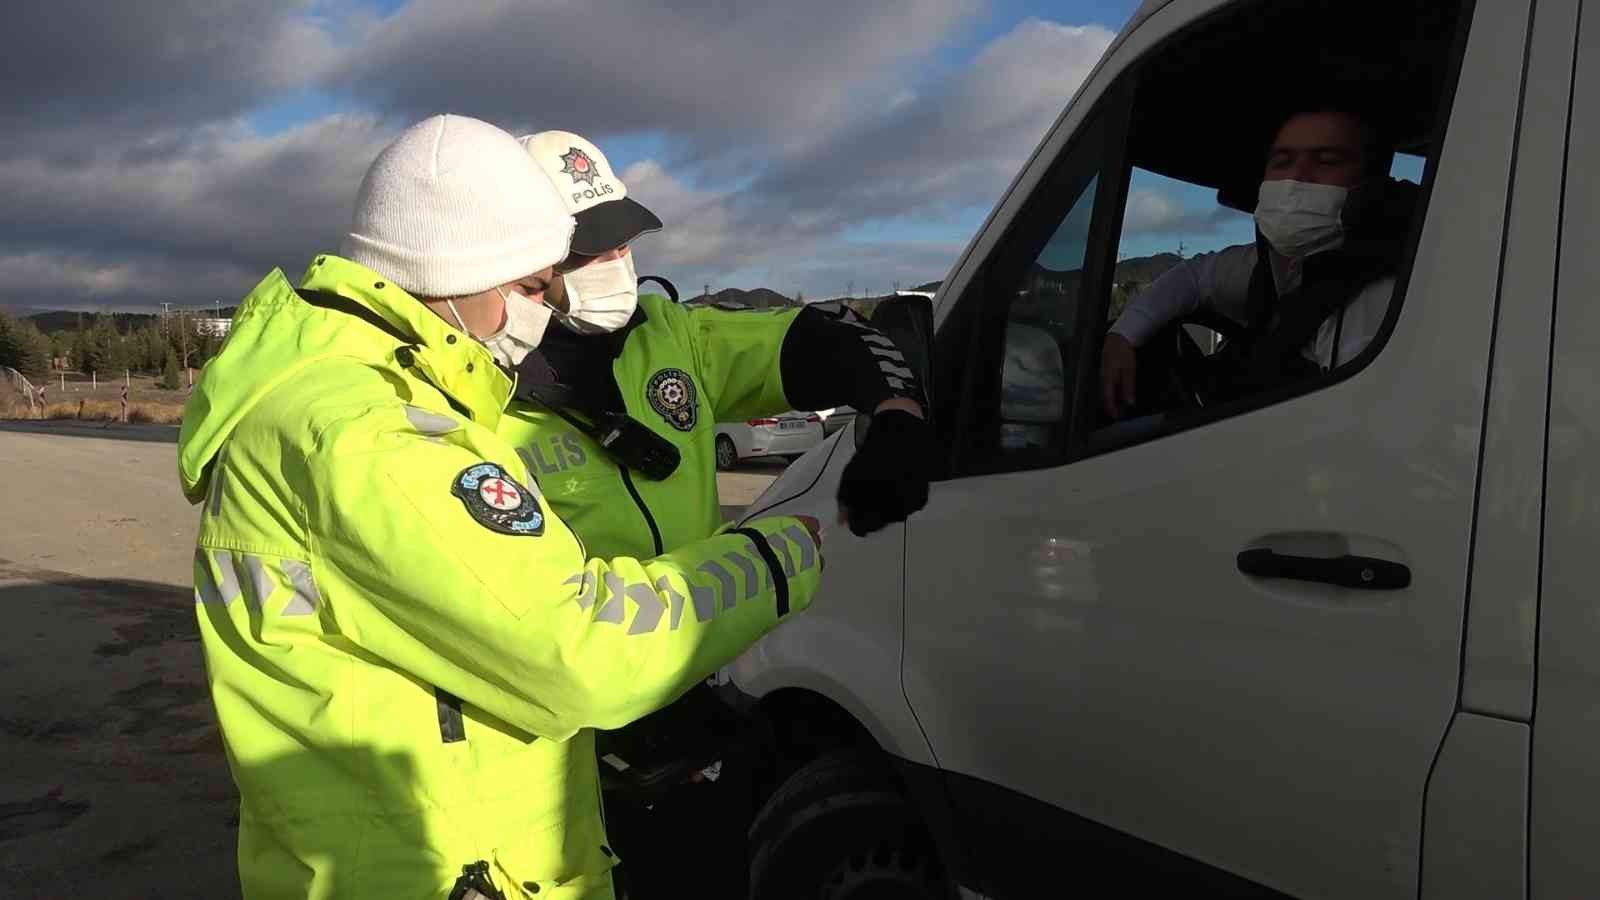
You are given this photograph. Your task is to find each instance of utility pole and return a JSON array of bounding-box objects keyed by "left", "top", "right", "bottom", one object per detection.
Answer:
[
  {"left": 179, "top": 310, "right": 189, "bottom": 386},
  {"left": 846, "top": 280, "right": 854, "bottom": 298}
]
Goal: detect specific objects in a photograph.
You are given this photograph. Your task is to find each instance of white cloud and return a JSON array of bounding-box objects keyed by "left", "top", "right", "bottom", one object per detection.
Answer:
[
  {"left": 0, "top": 2, "right": 1125, "bottom": 308},
  {"left": 1123, "top": 188, "right": 1188, "bottom": 233},
  {"left": 739, "top": 20, "right": 1115, "bottom": 228},
  {"left": 0, "top": 0, "right": 339, "bottom": 136},
  {"left": 622, "top": 19, "right": 1115, "bottom": 293},
  {"left": 1119, "top": 186, "right": 1252, "bottom": 238},
  {"left": 324, "top": 0, "right": 981, "bottom": 153},
  {"left": 0, "top": 251, "right": 265, "bottom": 311},
  {"left": 0, "top": 114, "right": 396, "bottom": 308},
  {"left": 621, "top": 161, "right": 958, "bottom": 298}
]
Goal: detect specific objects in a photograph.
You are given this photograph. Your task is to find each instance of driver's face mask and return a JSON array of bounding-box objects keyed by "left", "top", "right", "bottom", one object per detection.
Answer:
[
  {"left": 482, "top": 287, "right": 554, "bottom": 367},
  {"left": 559, "top": 252, "right": 638, "bottom": 335},
  {"left": 1254, "top": 179, "right": 1349, "bottom": 259}
]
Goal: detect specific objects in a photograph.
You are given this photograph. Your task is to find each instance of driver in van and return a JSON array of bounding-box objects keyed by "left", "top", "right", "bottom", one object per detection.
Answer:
[{"left": 1100, "top": 103, "right": 1415, "bottom": 419}]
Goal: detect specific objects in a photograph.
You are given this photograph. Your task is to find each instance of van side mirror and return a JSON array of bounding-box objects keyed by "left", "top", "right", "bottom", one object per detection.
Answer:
[{"left": 841, "top": 294, "right": 935, "bottom": 448}]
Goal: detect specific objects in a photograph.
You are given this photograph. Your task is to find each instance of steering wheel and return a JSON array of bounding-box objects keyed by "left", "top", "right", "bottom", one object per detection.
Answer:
[{"left": 1170, "top": 309, "right": 1249, "bottom": 410}]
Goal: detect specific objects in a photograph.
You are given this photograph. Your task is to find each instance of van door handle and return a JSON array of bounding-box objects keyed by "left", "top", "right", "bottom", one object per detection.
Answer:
[{"left": 1236, "top": 548, "right": 1411, "bottom": 590}]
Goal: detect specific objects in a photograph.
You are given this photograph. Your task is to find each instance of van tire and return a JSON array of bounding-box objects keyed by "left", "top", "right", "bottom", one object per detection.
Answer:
[{"left": 748, "top": 751, "right": 953, "bottom": 900}]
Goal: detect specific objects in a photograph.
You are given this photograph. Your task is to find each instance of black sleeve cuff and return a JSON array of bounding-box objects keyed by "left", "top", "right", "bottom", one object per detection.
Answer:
[
  {"left": 732, "top": 527, "right": 790, "bottom": 617},
  {"left": 779, "top": 304, "right": 925, "bottom": 414}
]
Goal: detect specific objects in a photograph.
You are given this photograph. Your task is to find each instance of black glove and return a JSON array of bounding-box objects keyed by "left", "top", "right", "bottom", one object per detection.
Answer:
[{"left": 836, "top": 409, "right": 934, "bottom": 536}]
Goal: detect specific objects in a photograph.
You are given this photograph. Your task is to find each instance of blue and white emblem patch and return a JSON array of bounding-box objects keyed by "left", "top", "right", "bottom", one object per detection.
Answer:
[{"left": 451, "top": 463, "right": 544, "bottom": 537}]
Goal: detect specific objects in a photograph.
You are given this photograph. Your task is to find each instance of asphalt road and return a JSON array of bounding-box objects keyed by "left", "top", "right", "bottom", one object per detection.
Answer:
[{"left": 0, "top": 424, "right": 783, "bottom": 898}]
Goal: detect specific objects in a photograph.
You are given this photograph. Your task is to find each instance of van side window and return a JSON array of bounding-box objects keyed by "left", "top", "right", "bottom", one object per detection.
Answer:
[
  {"left": 939, "top": 0, "right": 1468, "bottom": 478},
  {"left": 1107, "top": 151, "right": 1429, "bottom": 386},
  {"left": 940, "top": 107, "right": 1125, "bottom": 475},
  {"left": 971, "top": 177, "right": 1097, "bottom": 465}
]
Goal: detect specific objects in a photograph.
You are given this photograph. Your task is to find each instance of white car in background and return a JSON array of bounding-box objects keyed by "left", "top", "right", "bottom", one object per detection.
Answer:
[
  {"left": 714, "top": 412, "right": 823, "bottom": 469},
  {"left": 814, "top": 405, "right": 856, "bottom": 436}
]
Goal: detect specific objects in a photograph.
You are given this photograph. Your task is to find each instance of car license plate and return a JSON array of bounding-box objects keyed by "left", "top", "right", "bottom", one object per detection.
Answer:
[{"left": 779, "top": 420, "right": 806, "bottom": 431}]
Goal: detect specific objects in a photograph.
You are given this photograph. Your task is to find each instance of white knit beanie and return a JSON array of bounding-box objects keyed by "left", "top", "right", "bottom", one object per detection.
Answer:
[{"left": 340, "top": 114, "right": 575, "bottom": 298}]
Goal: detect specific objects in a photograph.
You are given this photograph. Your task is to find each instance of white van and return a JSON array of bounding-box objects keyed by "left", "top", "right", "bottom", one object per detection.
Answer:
[{"left": 714, "top": 0, "right": 1600, "bottom": 896}]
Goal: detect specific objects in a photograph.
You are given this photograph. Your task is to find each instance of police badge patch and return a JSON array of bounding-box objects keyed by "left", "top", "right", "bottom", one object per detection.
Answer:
[
  {"left": 451, "top": 462, "right": 544, "bottom": 537},
  {"left": 646, "top": 368, "right": 698, "bottom": 432}
]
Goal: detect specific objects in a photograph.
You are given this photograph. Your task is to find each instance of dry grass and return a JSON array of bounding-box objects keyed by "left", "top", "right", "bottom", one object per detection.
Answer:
[
  {"left": 10, "top": 398, "right": 185, "bottom": 424},
  {"left": 128, "top": 403, "right": 184, "bottom": 425},
  {"left": 0, "top": 380, "right": 27, "bottom": 419},
  {"left": 43, "top": 400, "right": 115, "bottom": 421},
  {"left": 1, "top": 372, "right": 188, "bottom": 424}
]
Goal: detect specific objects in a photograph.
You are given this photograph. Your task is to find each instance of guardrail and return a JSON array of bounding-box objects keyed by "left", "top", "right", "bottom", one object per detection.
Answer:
[{"left": 2, "top": 366, "right": 42, "bottom": 416}]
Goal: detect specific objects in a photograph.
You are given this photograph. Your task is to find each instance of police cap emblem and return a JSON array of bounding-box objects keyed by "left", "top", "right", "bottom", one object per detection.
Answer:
[
  {"left": 646, "top": 368, "right": 698, "bottom": 432},
  {"left": 559, "top": 147, "right": 601, "bottom": 186},
  {"left": 451, "top": 462, "right": 544, "bottom": 537}
]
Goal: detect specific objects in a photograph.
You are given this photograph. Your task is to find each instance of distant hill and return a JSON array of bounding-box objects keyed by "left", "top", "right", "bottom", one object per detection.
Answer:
[
  {"left": 682, "top": 287, "right": 799, "bottom": 311},
  {"left": 9, "top": 253, "right": 1187, "bottom": 333},
  {"left": 1114, "top": 252, "right": 1183, "bottom": 286}
]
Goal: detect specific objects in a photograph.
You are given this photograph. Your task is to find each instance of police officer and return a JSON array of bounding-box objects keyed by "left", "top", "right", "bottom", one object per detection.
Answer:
[
  {"left": 493, "top": 130, "right": 931, "bottom": 553},
  {"left": 178, "top": 114, "right": 822, "bottom": 900},
  {"left": 486, "top": 131, "right": 936, "bottom": 898}
]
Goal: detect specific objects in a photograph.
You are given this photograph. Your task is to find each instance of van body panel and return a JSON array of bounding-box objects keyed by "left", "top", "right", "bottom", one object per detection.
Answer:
[
  {"left": 1459, "top": 0, "right": 1575, "bottom": 723},
  {"left": 1421, "top": 713, "right": 1530, "bottom": 900},
  {"left": 1530, "top": 2, "right": 1600, "bottom": 895},
  {"left": 728, "top": 431, "right": 934, "bottom": 768}
]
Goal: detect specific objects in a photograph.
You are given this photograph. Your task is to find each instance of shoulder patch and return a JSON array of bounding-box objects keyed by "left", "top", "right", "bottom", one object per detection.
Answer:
[
  {"left": 646, "top": 367, "right": 698, "bottom": 432},
  {"left": 451, "top": 462, "right": 544, "bottom": 537}
]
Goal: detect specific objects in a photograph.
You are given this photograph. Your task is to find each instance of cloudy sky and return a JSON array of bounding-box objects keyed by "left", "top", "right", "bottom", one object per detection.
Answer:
[{"left": 0, "top": 0, "right": 1151, "bottom": 312}]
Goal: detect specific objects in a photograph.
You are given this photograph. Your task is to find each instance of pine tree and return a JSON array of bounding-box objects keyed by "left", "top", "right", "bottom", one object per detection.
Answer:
[
  {"left": 15, "top": 320, "right": 51, "bottom": 376},
  {"left": 80, "top": 316, "right": 119, "bottom": 376},
  {"left": 160, "top": 347, "right": 181, "bottom": 390},
  {"left": 70, "top": 328, "right": 92, "bottom": 373},
  {"left": 0, "top": 312, "right": 50, "bottom": 377},
  {"left": 0, "top": 311, "right": 19, "bottom": 371}
]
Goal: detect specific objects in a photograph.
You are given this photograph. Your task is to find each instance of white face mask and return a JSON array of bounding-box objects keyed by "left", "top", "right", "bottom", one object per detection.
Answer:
[
  {"left": 1253, "top": 179, "right": 1348, "bottom": 259},
  {"left": 482, "top": 287, "right": 554, "bottom": 367},
  {"left": 559, "top": 253, "right": 638, "bottom": 335},
  {"left": 443, "top": 297, "right": 474, "bottom": 337}
]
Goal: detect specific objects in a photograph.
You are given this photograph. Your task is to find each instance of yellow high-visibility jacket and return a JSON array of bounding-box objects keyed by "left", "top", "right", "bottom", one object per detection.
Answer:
[{"left": 177, "top": 256, "right": 819, "bottom": 899}]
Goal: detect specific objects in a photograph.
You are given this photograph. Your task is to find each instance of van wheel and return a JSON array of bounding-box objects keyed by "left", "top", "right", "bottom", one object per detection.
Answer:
[
  {"left": 716, "top": 435, "right": 738, "bottom": 470},
  {"left": 749, "top": 751, "right": 953, "bottom": 900}
]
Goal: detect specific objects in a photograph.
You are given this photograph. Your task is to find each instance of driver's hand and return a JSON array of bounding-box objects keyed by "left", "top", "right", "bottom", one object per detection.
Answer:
[{"left": 1101, "top": 333, "right": 1138, "bottom": 420}]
